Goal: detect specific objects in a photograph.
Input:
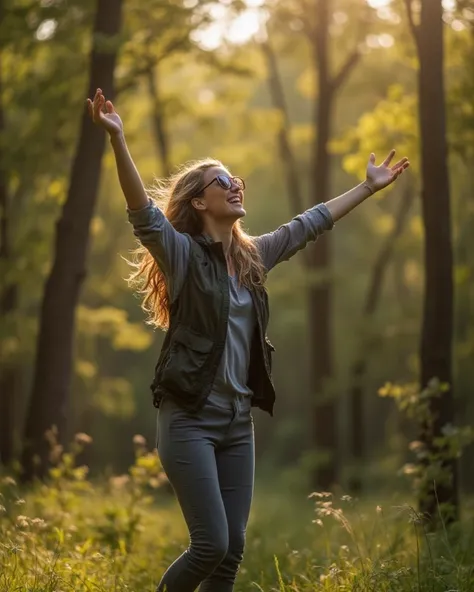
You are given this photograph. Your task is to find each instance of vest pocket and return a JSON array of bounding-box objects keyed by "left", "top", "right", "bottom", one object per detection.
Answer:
[{"left": 160, "top": 325, "right": 213, "bottom": 394}]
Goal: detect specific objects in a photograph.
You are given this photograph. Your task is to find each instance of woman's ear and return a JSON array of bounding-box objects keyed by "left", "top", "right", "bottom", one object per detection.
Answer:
[{"left": 191, "top": 197, "right": 206, "bottom": 211}]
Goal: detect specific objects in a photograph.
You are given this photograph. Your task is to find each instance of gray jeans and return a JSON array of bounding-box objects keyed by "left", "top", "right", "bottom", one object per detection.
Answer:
[{"left": 156, "top": 391, "right": 255, "bottom": 592}]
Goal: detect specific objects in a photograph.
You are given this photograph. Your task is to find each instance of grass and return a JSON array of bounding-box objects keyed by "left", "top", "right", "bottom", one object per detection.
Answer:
[{"left": 1, "top": 439, "right": 474, "bottom": 591}]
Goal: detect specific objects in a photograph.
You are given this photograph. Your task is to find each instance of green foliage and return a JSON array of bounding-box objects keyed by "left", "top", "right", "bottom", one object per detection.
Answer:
[
  {"left": 379, "top": 379, "right": 474, "bottom": 520},
  {"left": 333, "top": 84, "right": 420, "bottom": 182}
]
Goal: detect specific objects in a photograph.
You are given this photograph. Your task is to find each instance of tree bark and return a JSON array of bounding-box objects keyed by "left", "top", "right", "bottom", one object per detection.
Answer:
[
  {"left": 348, "top": 183, "right": 415, "bottom": 493},
  {"left": 308, "top": 0, "right": 359, "bottom": 490},
  {"left": 20, "top": 0, "right": 124, "bottom": 482},
  {"left": 0, "top": 48, "right": 19, "bottom": 467},
  {"left": 264, "top": 0, "right": 360, "bottom": 489},
  {"left": 410, "top": 0, "right": 458, "bottom": 520}
]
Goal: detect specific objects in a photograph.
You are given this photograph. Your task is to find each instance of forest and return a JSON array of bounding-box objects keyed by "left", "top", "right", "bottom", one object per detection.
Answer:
[{"left": 1, "top": 0, "right": 474, "bottom": 589}]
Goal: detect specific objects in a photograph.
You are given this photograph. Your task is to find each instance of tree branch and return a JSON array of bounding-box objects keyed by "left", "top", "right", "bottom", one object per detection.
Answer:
[
  {"left": 364, "top": 179, "right": 415, "bottom": 316},
  {"left": 261, "top": 40, "right": 305, "bottom": 218},
  {"left": 331, "top": 48, "right": 361, "bottom": 93},
  {"left": 403, "top": 0, "right": 420, "bottom": 48}
]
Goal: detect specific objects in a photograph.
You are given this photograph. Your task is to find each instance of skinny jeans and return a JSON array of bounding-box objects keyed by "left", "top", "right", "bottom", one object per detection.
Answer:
[{"left": 156, "top": 391, "right": 255, "bottom": 592}]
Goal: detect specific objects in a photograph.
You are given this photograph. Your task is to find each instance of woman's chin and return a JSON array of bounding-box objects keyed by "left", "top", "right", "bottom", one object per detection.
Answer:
[{"left": 230, "top": 204, "right": 246, "bottom": 219}]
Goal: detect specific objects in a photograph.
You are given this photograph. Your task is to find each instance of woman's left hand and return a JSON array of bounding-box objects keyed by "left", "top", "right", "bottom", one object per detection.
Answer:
[{"left": 365, "top": 150, "right": 410, "bottom": 194}]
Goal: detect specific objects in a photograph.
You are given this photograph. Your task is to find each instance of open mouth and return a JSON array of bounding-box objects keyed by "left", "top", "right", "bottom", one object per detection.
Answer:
[{"left": 227, "top": 194, "right": 242, "bottom": 205}]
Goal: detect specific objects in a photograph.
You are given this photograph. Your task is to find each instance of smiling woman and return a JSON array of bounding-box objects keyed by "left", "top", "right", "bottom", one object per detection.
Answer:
[{"left": 86, "top": 86, "right": 408, "bottom": 592}]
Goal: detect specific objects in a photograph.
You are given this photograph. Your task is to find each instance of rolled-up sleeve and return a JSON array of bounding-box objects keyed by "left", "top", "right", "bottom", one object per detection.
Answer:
[
  {"left": 255, "top": 203, "right": 334, "bottom": 272},
  {"left": 127, "top": 198, "right": 190, "bottom": 302}
]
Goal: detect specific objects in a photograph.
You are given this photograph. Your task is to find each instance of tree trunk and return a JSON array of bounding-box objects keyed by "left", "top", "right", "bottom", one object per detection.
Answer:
[
  {"left": 0, "top": 48, "right": 18, "bottom": 466},
  {"left": 307, "top": 0, "right": 336, "bottom": 490},
  {"left": 264, "top": 0, "right": 360, "bottom": 489},
  {"left": 411, "top": 0, "right": 458, "bottom": 520},
  {"left": 20, "top": 0, "right": 124, "bottom": 482},
  {"left": 348, "top": 183, "right": 414, "bottom": 493},
  {"left": 308, "top": 0, "right": 360, "bottom": 490}
]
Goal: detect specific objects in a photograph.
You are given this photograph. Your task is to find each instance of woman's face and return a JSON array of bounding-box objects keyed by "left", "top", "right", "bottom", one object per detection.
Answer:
[{"left": 192, "top": 166, "right": 246, "bottom": 222}]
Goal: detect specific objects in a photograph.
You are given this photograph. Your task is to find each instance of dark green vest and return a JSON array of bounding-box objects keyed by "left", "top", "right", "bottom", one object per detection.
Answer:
[{"left": 150, "top": 233, "right": 276, "bottom": 416}]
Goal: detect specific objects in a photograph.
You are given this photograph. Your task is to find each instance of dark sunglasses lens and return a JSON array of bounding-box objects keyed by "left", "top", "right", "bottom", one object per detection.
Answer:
[
  {"left": 235, "top": 177, "right": 245, "bottom": 190},
  {"left": 217, "top": 175, "right": 232, "bottom": 189}
]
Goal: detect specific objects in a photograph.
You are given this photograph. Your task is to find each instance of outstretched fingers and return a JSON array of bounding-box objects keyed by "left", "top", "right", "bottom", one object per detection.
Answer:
[
  {"left": 92, "top": 90, "right": 105, "bottom": 123},
  {"left": 382, "top": 149, "right": 396, "bottom": 167},
  {"left": 391, "top": 157, "right": 409, "bottom": 171}
]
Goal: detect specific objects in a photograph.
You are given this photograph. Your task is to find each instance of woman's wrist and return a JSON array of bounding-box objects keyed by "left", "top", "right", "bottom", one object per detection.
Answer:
[
  {"left": 362, "top": 180, "right": 376, "bottom": 195},
  {"left": 110, "top": 130, "right": 125, "bottom": 146}
]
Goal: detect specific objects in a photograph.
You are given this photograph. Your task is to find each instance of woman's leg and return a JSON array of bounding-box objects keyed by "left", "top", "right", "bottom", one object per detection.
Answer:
[
  {"left": 156, "top": 396, "right": 232, "bottom": 592},
  {"left": 199, "top": 395, "right": 255, "bottom": 592}
]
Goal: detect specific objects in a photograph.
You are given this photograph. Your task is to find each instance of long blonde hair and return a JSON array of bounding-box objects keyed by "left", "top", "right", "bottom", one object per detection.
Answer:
[{"left": 126, "top": 158, "right": 267, "bottom": 330}]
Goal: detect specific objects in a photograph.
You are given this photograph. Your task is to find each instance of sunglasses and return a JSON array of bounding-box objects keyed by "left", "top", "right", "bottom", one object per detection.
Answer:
[{"left": 199, "top": 174, "right": 246, "bottom": 193}]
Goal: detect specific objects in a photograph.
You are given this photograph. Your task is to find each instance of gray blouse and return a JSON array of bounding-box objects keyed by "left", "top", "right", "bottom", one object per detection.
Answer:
[{"left": 127, "top": 198, "right": 334, "bottom": 399}]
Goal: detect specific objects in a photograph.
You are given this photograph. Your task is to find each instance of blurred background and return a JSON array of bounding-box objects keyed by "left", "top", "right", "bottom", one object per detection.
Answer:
[{"left": 0, "top": 0, "right": 473, "bottom": 502}]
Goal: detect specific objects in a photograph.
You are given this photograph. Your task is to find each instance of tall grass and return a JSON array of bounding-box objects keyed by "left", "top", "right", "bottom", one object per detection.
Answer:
[{"left": 1, "top": 434, "right": 473, "bottom": 591}]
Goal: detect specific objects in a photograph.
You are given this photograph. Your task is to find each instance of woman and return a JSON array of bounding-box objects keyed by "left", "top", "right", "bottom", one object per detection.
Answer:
[{"left": 87, "top": 88, "right": 409, "bottom": 592}]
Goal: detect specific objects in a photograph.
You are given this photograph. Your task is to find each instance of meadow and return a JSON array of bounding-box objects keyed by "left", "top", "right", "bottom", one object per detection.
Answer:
[{"left": 1, "top": 434, "right": 473, "bottom": 592}]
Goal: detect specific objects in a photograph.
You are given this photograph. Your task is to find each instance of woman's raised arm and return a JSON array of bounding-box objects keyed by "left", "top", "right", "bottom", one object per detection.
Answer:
[
  {"left": 256, "top": 150, "right": 409, "bottom": 272},
  {"left": 324, "top": 150, "right": 409, "bottom": 222},
  {"left": 87, "top": 88, "right": 148, "bottom": 211},
  {"left": 86, "top": 89, "right": 190, "bottom": 302}
]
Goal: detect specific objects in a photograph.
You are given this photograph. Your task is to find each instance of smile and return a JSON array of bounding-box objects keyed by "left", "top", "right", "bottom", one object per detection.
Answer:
[{"left": 227, "top": 195, "right": 242, "bottom": 204}]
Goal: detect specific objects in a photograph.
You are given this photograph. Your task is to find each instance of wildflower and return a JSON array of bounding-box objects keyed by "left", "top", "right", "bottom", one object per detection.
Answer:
[
  {"left": 31, "top": 518, "right": 47, "bottom": 529},
  {"left": 376, "top": 505, "right": 383, "bottom": 514},
  {"left": 409, "top": 440, "right": 425, "bottom": 452},
  {"left": 15, "top": 499, "right": 26, "bottom": 506},
  {"left": 16, "top": 515, "right": 29, "bottom": 528},
  {"left": 110, "top": 475, "right": 130, "bottom": 489},
  {"left": 75, "top": 433, "right": 93, "bottom": 445},
  {"left": 133, "top": 434, "right": 146, "bottom": 446},
  {"left": 402, "top": 463, "right": 418, "bottom": 475},
  {"left": 49, "top": 444, "right": 64, "bottom": 464},
  {"left": 2, "top": 476, "right": 16, "bottom": 487},
  {"left": 340, "top": 545, "right": 349, "bottom": 553}
]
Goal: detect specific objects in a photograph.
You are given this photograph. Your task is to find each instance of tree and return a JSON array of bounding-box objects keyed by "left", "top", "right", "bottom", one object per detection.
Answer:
[
  {"left": 405, "top": 0, "right": 458, "bottom": 520},
  {"left": 262, "top": 0, "right": 373, "bottom": 488},
  {"left": 21, "top": 0, "right": 124, "bottom": 481},
  {"left": 0, "top": 34, "right": 16, "bottom": 466}
]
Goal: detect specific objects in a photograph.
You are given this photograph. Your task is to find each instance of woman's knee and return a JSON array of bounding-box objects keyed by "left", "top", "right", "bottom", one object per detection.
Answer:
[{"left": 191, "top": 530, "right": 229, "bottom": 567}]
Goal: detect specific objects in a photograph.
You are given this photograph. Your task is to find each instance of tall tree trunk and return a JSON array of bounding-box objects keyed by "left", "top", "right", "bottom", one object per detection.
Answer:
[
  {"left": 349, "top": 183, "right": 414, "bottom": 493},
  {"left": 146, "top": 64, "right": 171, "bottom": 178},
  {"left": 264, "top": 1, "right": 360, "bottom": 489},
  {"left": 20, "top": 0, "right": 124, "bottom": 482},
  {"left": 0, "top": 48, "right": 18, "bottom": 467},
  {"left": 407, "top": 0, "right": 458, "bottom": 520},
  {"left": 308, "top": 0, "right": 359, "bottom": 489}
]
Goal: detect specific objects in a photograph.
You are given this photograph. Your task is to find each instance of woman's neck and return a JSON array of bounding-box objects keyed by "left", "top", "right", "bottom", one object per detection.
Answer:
[{"left": 202, "top": 220, "right": 233, "bottom": 256}]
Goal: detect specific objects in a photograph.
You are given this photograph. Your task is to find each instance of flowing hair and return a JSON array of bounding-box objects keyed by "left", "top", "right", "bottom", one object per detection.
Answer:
[{"left": 125, "top": 158, "right": 267, "bottom": 330}]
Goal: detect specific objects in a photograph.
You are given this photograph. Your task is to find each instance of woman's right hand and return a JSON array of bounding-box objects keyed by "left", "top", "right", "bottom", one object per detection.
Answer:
[{"left": 86, "top": 88, "right": 123, "bottom": 137}]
